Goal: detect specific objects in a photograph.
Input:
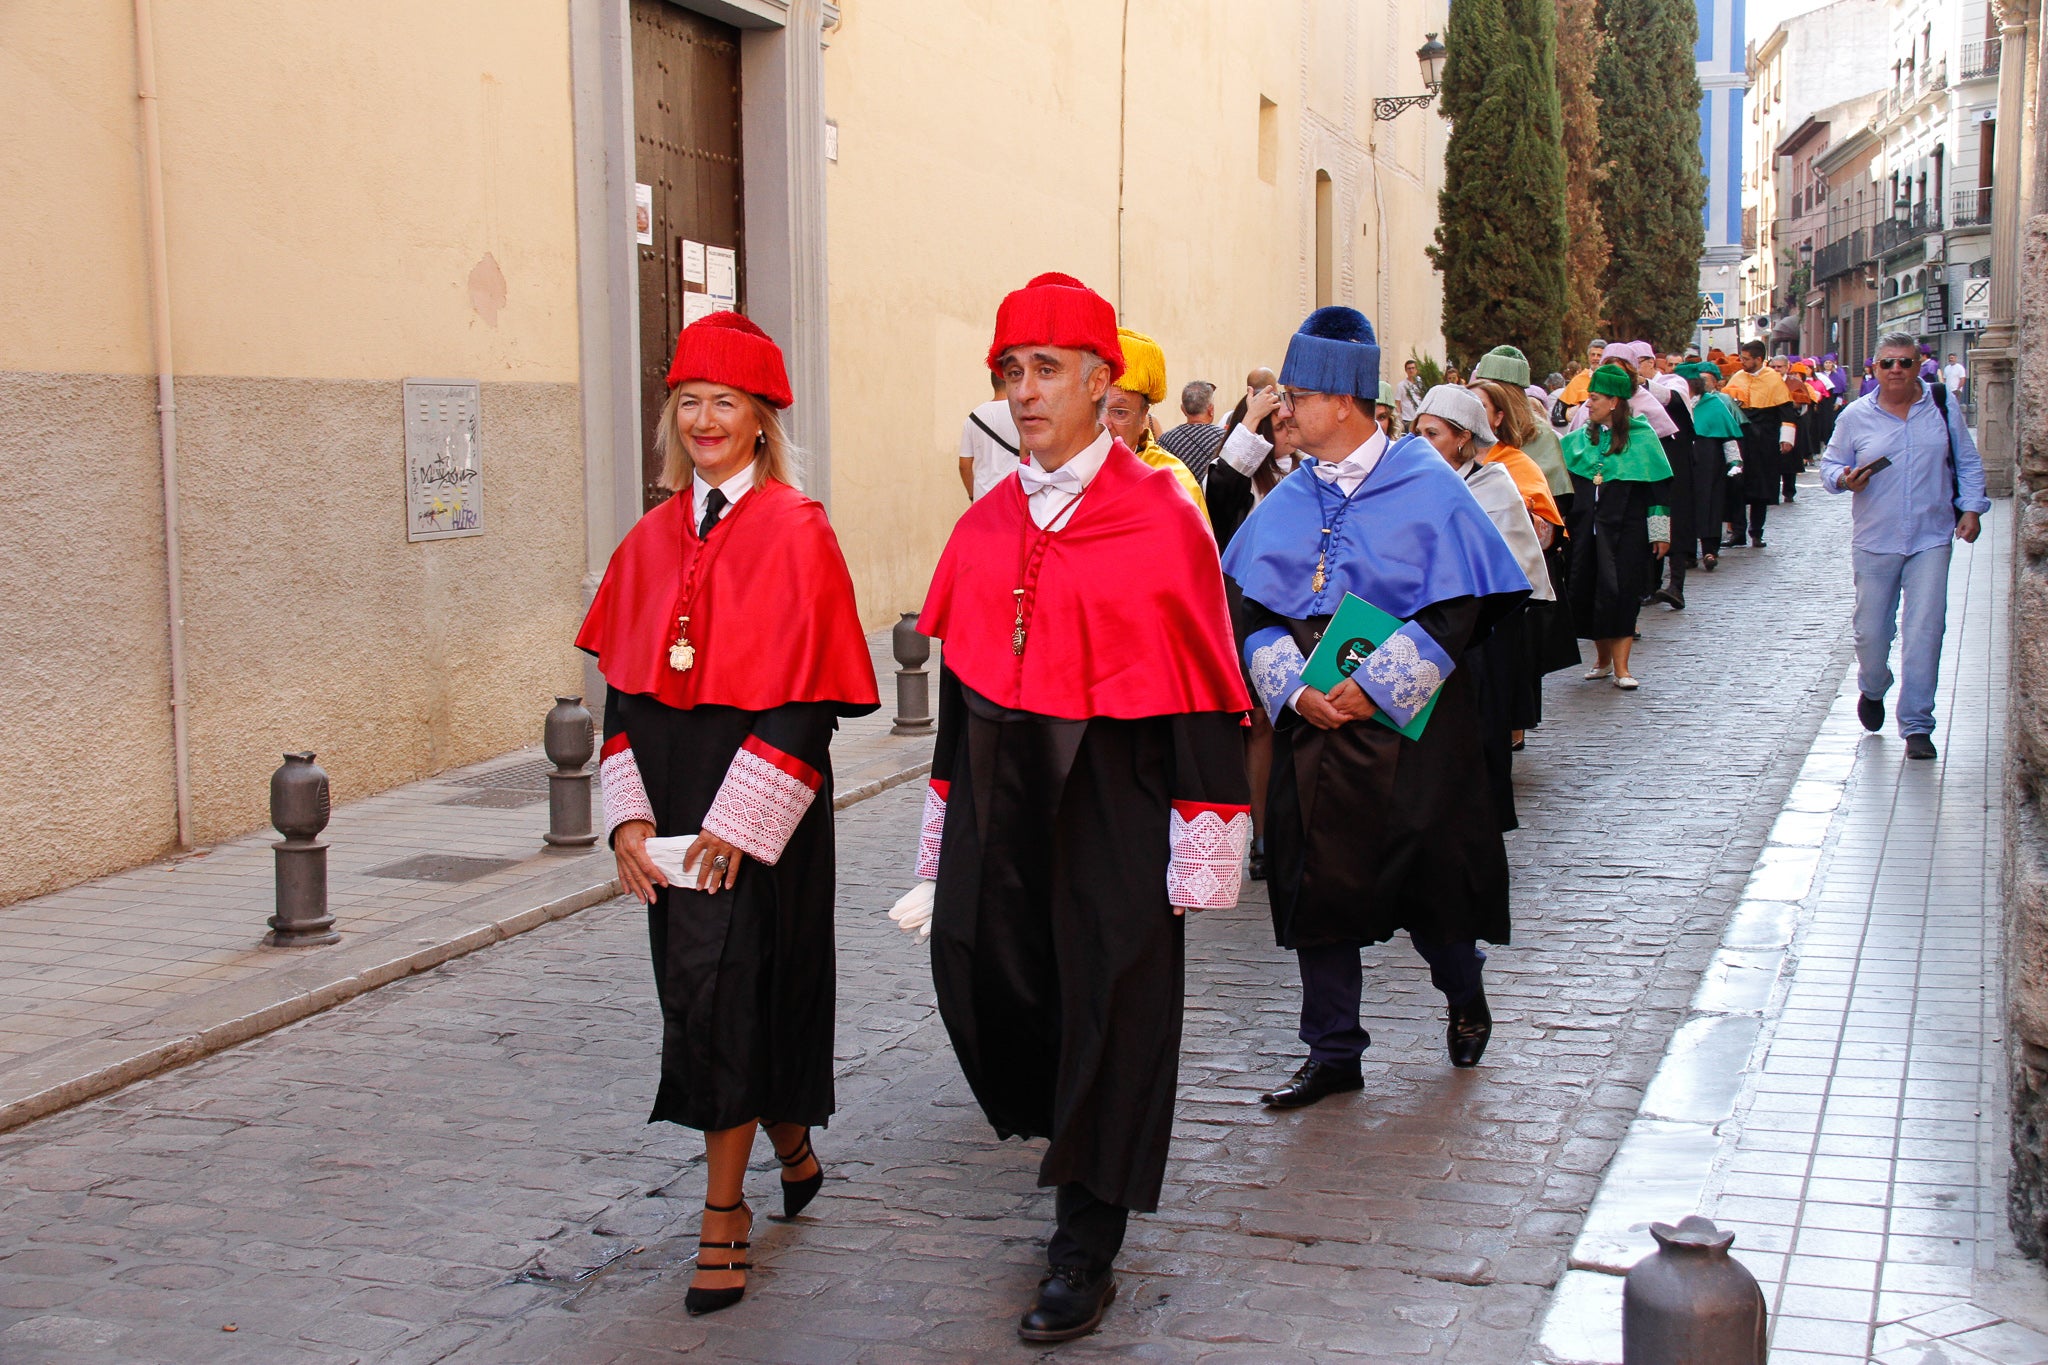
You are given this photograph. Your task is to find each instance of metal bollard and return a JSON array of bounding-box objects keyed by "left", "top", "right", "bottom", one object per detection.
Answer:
[
  {"left": 542, "top": 695, "right": 598, "bottom": 848},
  {"left": 1623, "top": 1216, "right": 1768, "bottom": 1364},
  {"left": 268, "top": 753, "right": 338, "bottom": 946},
  {"left": 891, "top": 611, "right": 933, "bottom": 735}
]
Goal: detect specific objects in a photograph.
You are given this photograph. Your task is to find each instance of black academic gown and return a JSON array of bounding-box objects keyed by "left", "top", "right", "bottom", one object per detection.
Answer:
[
  {"left": 927, "top": 668, "right": 1247, "bottom": 1214},
  {"left": 1566, "top": 473, "right": 1665, "bottom": 640},
  {"left": 1238, "top": 595, "right": 1515, "bottom": 950},
  {"left": 606, "top": 691, "right": 841, "bottom": 1133},
  {"left": 1735, "top": 401, "right": 1795, "bottom": 506},
  {"left": 1659, "top": 391, "right": 1700, "bottom": 553}
]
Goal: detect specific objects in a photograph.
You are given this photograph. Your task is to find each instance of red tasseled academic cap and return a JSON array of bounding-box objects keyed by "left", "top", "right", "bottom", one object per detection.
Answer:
[
  {"left": 986, "top": 272, "right": 1125, "bottom": 380},
  {"left": 665, "top": 310, "right": 794, "bottom": 408}
]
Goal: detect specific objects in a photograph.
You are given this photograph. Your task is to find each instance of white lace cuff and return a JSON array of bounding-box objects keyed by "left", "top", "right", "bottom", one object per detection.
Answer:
[
  {"left": 1647, "top": 513, "right": 1671, "bottom": 544},
  {"left": 701, "top": 736, "right": 821, "bottom": 866},
  {"left": 599, "top": 735, "right": 655, "bottom": 844},
  {"left": 915, "top": 780, "right": 949, "bottom": 880},
  {"left": 1167, "top": 802, "right": 1251, "bottom": 909},
  {"left": 1355, "top": 621, "right": 1455, "bottom": 730},
  {"left": 1246, "top": 627, "right": 1307, "bottom": 724}
]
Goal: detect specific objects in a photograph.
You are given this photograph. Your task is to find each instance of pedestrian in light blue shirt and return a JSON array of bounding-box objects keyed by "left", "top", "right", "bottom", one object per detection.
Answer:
[{"left": 1819, "top": 331, "right": 1990, "bottom": 760}]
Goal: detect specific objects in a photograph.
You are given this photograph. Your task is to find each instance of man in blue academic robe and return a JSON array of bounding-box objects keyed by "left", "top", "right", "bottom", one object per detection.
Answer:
[{"left": 1222, "top": 307, "right": 1531, "bottom": 1107}]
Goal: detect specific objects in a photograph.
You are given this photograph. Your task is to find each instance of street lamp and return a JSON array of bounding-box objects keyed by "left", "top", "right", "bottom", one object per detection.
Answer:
[
  {"left": 1892, "top": 193, "right": 1912, "bottom": 227},
  {"left": 1374, "top": 34, "right": 1448, "bottom": 120},
  {"left": 1798, "top": 240, "right": 1813, "bottom": 267},
  {"left": 1417, "top": 33, "right": 1448, "bottom": 91}
]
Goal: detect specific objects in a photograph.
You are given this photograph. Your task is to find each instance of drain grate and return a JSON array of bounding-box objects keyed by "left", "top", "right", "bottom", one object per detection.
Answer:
[
  {"left": 364, "top": 854, "right": 522, "bottom": 883},
  {"left": 441, "top": 788, "right": 549, "bottom": 810},
  {"left": 445, "top": 758, "right": 567, "bottom": 791}
]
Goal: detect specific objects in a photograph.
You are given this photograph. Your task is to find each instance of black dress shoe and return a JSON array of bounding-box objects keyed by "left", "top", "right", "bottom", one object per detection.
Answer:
[
  {"left": 1750, "top": 536, "right": 1768, "bottom": 548},
  {"left": 1905, "top": 733, "right": 1938, "bottom": 761},
  {"left": 1260, "top": 1057, "right": 1364, "bottom": 1109},
  {"left": 1018, "top": 1265, "right": 1115, "bottom": 1343},
  {"left": 1248, "top": 848, "right": 1268, "bottom": 882},
  {"left": 1447, "top": 993, "right": 1493, "bottom": 1068},
  {"left": 1857, "top": 694, "right": 1885, "bottom": 733}
]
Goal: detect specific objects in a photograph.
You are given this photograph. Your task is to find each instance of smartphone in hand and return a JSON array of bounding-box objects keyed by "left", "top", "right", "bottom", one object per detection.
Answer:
[{"left": 1859, "top": 456, "right": 1893, "bottom": 474}]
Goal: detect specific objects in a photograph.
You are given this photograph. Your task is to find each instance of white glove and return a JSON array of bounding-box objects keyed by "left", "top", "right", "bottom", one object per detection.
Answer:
[{"left": 888, "top": 880, "right": 935, "bottom": 941}]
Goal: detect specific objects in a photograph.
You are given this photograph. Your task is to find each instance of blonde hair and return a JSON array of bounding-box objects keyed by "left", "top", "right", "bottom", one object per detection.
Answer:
[
  {"left": 1468, "top": 378, "right": 1536, "bottom": 450},
  {"left": 655, "top": 385, "right": 798, "bottom": 491}
]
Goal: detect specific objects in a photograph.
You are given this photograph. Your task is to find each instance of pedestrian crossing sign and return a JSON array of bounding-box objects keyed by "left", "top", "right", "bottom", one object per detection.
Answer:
[{"left": 1698, "top": 291, "right": 1726, "bottom": 323}]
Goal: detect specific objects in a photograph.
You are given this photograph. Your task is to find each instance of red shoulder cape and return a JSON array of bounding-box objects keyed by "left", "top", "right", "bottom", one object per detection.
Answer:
[
  {"left": 919, "top": 441, "right": 1249, "bottom": 720},
  {"left": 577, "top": 480, "right": 879, "bottom": 714}
]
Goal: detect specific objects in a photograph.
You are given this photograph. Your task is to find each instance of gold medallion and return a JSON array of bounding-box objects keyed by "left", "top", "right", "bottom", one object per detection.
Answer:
[{"left": 669, "top": 639, "right": 695, "bottom": 672}]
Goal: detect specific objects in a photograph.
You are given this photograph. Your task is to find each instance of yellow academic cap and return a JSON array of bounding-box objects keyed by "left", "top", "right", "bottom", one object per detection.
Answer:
[{"left": 1114, "top": 327, "right": 1168, "bottom": 405}]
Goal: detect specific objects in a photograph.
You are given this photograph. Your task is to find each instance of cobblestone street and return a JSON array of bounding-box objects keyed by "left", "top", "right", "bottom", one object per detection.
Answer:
[{"left": 0, "top": 484, "right": 1869, "bottom": 1363}]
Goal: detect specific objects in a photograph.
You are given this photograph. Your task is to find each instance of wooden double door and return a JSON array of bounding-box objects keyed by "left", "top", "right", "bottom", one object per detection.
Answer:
[{"left": 631, "top": 0, "right": 744, "bottom": 512}]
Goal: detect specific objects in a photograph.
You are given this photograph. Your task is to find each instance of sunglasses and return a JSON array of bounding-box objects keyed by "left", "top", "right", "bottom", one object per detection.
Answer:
[{"left": 1875, "top": 357, "right": 1916, "bottom": 371}]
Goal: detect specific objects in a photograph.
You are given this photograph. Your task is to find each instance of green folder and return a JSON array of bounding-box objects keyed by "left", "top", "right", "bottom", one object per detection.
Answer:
[{"left": 1299, "top": 592, "right": 1439, "bottom": 740}]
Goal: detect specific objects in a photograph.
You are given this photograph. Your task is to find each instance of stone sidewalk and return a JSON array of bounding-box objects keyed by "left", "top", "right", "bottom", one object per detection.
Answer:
[
  {"left": 1541, "top": 500, "right": 2048, "bottom": 1363},
  {"left": 0, "top": 476, "right": 1879, "bottom": 1362},
  {"left": 0, "top": 629, "right": 934, "bottom": 1136}
]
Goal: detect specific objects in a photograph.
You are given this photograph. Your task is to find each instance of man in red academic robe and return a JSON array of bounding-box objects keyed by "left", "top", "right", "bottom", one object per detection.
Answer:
[{"left": 909, "top": 273, "right": 1252, "bottom": 1343}]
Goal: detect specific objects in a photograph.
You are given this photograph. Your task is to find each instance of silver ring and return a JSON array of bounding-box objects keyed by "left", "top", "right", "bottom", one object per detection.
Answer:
[{"left": 712, "top": 855, "right": 730, "bottom": 872}]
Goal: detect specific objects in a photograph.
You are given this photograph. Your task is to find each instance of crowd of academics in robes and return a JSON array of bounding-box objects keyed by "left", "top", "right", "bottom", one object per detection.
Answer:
[{"left": 581, "top": 270, "right": 1822, "bottom": 1347}]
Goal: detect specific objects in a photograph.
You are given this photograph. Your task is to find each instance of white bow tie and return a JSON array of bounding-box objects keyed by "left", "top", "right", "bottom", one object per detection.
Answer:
[
  {"left": 1018, "top": 463, "right": 1086, "bottom": 497},
  {"left": 1312, "top": 458, "right": 1367, "bottom": 484}
]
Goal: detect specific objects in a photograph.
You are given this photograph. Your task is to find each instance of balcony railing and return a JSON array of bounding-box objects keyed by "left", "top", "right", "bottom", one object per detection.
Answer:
[
  {"left": 1873, "top": 201, "right": 1941, "bottom": 255},
  {"left": 1950, "top": 186, "right": 1993, "bottom": 228},
  {"left": 1961, "top": 41, "right": 2002, "bottom": 80},
  {"left": 1815, "top": 228, "right": 1870, "bottom": 281}
]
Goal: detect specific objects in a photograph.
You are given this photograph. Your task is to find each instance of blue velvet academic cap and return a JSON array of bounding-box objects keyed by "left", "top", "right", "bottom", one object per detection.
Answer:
[{"left": 1279, "top": 306, "right": 1382, "bottom": 401}]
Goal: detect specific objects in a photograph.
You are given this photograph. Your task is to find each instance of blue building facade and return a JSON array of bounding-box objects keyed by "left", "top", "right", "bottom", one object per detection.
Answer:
[{"left": 1695, "top": 0, "right": 1747, "bottom": 350}]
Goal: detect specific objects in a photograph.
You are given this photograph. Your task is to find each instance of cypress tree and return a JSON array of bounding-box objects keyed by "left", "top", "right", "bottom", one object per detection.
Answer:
[
  {"left": 1594, "top": 0, "right": 1706, "bottom": 348},
  {"left": 1426, "top": 0, "right": 1569, "bottom": 376},
  {"left": 1556, "top": 0, "right": 1610, "bottom": 360}
]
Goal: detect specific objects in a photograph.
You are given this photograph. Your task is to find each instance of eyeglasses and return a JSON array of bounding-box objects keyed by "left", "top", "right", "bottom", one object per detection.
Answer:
[
  {"left": 1875, "top": 357, "right": 1916, "bottom": 371},
  {"left": 1276, "top": 387, "right": 1324, "bottom": 412}
]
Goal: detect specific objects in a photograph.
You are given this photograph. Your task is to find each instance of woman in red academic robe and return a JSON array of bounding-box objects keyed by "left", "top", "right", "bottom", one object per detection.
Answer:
[{"left": 576, "top": 312, "right": 877, "bottom": 1316}]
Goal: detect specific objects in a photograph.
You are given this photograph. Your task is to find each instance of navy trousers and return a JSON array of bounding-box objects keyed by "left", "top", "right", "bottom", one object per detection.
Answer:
[{"left": 1297, "top": 937, "right": 1486, "bottom": 1064}]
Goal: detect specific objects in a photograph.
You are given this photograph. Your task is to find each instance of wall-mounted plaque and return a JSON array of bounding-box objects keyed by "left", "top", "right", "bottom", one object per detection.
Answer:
[{"left": 403, "top": 379, "right": 484, "bottom": 541}]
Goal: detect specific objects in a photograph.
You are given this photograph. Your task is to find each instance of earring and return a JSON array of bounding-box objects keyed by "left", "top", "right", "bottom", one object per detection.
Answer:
[{"left": 756, "top": 432, "right": 766, "bottom": 445}]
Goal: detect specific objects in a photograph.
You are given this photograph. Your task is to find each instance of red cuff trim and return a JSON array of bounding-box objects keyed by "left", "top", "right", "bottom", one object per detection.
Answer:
[
  {"left": 740, "top": 733, "right": 822, "bottom": 792},
  {"left": 1171, "top": 800, "right": 1252, "bottom": 822},
  {"left": 601, "top": 732, "right": 632, "bottom": 761},
  {"left": 929, "top": 778, "right": 952, "bottom": 801}
]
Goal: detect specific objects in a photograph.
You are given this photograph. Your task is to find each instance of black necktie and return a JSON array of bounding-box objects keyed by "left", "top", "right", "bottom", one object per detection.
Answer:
[{"left": 698, "top": 487, "right": 728, "bottom": 539}]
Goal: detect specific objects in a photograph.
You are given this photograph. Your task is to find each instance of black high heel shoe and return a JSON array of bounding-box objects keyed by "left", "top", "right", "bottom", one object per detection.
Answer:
[
  {"left": 773, "top": 1130, "right": 823, "bottom": 1221},
  {"left": 684, "top": 1199, "right": 751, "bottom": 1316}
]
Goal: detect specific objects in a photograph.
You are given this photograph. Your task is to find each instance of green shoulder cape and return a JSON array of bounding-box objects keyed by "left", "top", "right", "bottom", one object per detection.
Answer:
[
  {"left": 1689, "top": 391, "right": 1745, "bottom": 440},
  {"left": 1561, "top": 414, "right": 1674, "bottom": 484}
]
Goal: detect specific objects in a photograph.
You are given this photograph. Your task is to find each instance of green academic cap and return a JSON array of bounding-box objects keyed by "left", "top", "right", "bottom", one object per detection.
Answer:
[
  {"left": 1588, "top": 362, "right": 1638, "bottom": 399},
  {"left": 1471, "top": 345, "right": 1531, "bottom": 388}
]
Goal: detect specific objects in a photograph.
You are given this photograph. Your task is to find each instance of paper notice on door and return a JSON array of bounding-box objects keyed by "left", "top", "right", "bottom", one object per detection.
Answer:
[
  {"left": 682, "top": 239, "right": 706, "bottom": 285},
  {"left": 705, "top": 246, "right": 737, "bottom": 305},
  {"left": 683, "top": 292, "right": 720, "bottom": 327},
  {"left": 633, "top": 183, "right": 654, "bottom": 246}
]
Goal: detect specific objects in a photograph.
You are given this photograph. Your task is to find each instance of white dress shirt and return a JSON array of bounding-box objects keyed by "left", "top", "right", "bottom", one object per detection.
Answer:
[
  {"left": 1307, "top": 430, "right": 1390, "bottom": 495},
  {"left": 1019, "top": 428, "right": 1113, "bottom": 529},
  {"left": 692, "top": 457, "right": 758, "bottom": 530}
]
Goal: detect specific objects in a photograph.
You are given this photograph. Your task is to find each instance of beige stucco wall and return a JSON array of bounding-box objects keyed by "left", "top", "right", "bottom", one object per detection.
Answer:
[
  {"left": 820, "top": 0, "right": 1449, "bottom": 625},
  {"left": 0, "top": 1, "right": 587, "bottom": 904}
]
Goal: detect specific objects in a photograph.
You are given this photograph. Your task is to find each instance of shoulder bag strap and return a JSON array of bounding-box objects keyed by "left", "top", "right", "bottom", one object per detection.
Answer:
[{"left": 969, "top": 412, "right": 1019, "bottom": 457}]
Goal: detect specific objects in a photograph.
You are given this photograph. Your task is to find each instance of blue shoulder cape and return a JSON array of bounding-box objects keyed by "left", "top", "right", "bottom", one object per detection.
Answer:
[{"left": 1221, "top": 435, "right": 1531, "bottom": 622}]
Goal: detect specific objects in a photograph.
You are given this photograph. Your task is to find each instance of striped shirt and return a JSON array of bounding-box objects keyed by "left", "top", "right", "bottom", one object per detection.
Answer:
[{"left": 1157, "top": 421, "right": 1227, "bottom": 481}]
